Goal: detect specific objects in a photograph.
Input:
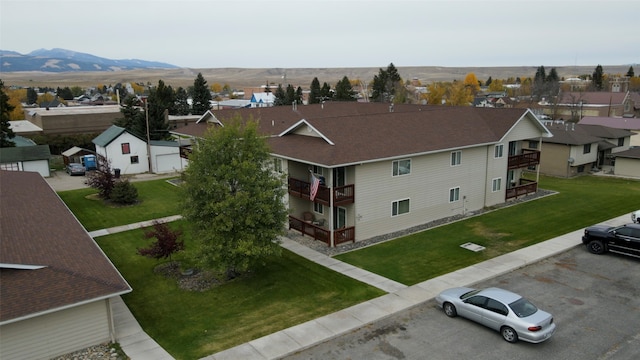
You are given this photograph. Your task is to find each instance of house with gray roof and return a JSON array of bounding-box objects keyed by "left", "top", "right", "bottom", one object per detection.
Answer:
[
  {"left": 0, "top": 144, "right": 51, "bottom": 177},
  {"left": 579, "top": 116, "right": 640, "bottom": 147},
  {"left": 172, "top": 102, "right": 552, "bottom": 246},
  {"left": 535, "top": 122, "right": 635, "bottom": 177},
  {"left": 0, "top": 171, "right": 131, "bottom": 360}
]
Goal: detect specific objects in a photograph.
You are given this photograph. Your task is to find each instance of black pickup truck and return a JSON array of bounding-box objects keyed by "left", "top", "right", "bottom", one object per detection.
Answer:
[{"left": 582, "top": 223, "right": 640, "bottom": 258}]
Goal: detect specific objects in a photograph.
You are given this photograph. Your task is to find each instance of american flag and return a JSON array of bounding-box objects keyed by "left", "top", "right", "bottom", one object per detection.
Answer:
[{"left": 310, "top": 173, "right": 320, "bottom": 201}]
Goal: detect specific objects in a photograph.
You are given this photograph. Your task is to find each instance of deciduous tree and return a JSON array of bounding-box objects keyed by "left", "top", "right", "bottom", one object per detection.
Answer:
[
  {"left": 137, "top": 221, "right": 184, "bottom": 261},
  {"left": 180, "top": 116, "right": 288, "bottom": 279}
]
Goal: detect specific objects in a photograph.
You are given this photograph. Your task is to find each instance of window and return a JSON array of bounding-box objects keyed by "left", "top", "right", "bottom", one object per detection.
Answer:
[
  {"left": 312, "top": 165, "right": 323, "bottom": 176},
  {"left": 0, "top": 163, "right": 19, "bottom": 171},
  {"left": 392, "top": 159, "right": 411, "bottom": 176},
  {"left": 121, "top": 143, "right": 130, "bottom": 154},
  {"left": 618, "top": 138, "right": 624, "bottom": 147},
  {"left": 313, "top": 202, "right": 323, "bottom": 214},
  {"left": 273, "top": 158, "right": 283, "bottom": 173},
  {"left": 449, "top": 187, "right": 460, "bottom": 202},
  {"left": 528, "top": 141, "right": 539, "bottom": 149},
  {"left": 392, "top": 199, "right": 410, "bottom": 216},
  {"left": 494, "top": 145, "right": 504, "bottom": 158},
  {"left": 492, "top": 178, "right": 502, "bottom": 192},
  {"left": 583, "top": 144, "right": 591, "bottom": 154},
  {"left": 451, "top": 151, "right": 461, "bottom": 166},
  {"left": 486, "top": 299, "right": 508, "bottom": 316},
  {"left": 130, "top": 156, "right": 139, "bottom": 164}
]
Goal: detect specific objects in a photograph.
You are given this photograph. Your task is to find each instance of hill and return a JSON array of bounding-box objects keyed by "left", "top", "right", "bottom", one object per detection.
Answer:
[{"left": 0, "top": 64, "right": 633, "bottom": 90}]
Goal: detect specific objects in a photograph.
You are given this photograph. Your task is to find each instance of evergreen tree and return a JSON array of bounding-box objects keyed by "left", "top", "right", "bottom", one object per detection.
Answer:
[
  {"left": 626, "top": 66, "right": 634, "bottom": 78},
  {"left": 371, "top": 63, "right": 402, "bottom": 103},
  {"left": 173, "top": 87, "right": 191, "bottom": 115},
  {"left": 592, "top": 65, "right": 604, "bottom": 91},
  {"left": 146, "top": 80, "right": 173, "bottom": 140},
  {"left": 1, "top": 80, "right": 16, "bottom": 147},
  {"left": 114, "top": 95, "right": 146, "bottom": 137},
  {"left": 26, "top": 87, "right": 38, "bottom": 105},
  {"left": 309, "top": 77, "right": 321, "bottom": 104},
  {"left": 191, "top": 73, "right": 212, "bottom": 115},
  {"left": 334, "top": 76, "right": 357, "bottom": 101},
  {"left": 273, "top": 84, "right": 286, "bottom": 106},
  {"left": 295, "top": 86, "right": 303, "bottom": 104},
  {"left": 533, "top": 65, "right": 547, "bottom": 99},
  {"left": 180, "top": 116, "right": 288, "bottom": 279},
  {"left": 486, "top": 77, "right": 493, "bottom": 87},
  {"left": 546, "top": 68, "right": 560, "bottom": 96},
  {"left": 320, "top": 82, "right": 332, "bottom": 101},
  {"left": 285, "top": 84, "right": 295, "bottom": 105}
]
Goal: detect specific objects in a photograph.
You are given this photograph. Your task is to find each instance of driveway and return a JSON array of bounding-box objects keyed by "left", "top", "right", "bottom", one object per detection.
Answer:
[
  {"left": 46, "top": 170, "right": 179, "bottom": 192},
  {"left": 284, "top": 247, "right": 640, "bottom": 360}
]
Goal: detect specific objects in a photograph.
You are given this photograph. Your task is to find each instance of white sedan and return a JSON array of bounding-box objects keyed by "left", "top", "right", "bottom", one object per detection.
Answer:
[
  {"left": 435, "top": 287, "right": 556, "bottom": 343},
  {"left": 632, "top": 210, "right": 640, "bottom": 223}
]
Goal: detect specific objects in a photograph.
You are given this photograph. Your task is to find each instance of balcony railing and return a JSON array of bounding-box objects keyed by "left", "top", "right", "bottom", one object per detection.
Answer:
[
  {"left": 288, "top": 177, "right": 354, "bottom": 206},
  {"left": 508, "top": 149, "right": 540, "bottom": 170},
  {"left": 505, "top": 179, "right": 538, "bottom": 200},
  {"left": 288, "top": 215, "right": 355, "bottom": 247}
]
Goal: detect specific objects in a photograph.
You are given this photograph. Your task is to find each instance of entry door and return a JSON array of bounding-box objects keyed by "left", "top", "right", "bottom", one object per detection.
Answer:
[
  {"left": 508, "top": 141, "right": 518, "bottom": 156},
  {"left": 333, "top": 167, "right": 346, "bottom": 187},
  {"left": 334, "top": 207, "right": 347, "bottom": 229}
]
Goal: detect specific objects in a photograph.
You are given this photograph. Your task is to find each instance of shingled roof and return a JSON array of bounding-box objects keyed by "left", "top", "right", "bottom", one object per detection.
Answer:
[
  {"left": 172, "top": 103, "right": 549, "bottom": 167},
  {"left": 0, "top": 171, "right": 131, "bottom": 324},
  {"left": 543, "top": 122, "right": 634, "bottom": 146}
]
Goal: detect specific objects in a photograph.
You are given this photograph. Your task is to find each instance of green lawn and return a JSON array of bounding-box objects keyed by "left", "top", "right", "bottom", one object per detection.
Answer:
[
  {"left": 335, "top": 175, "right": 640, "bottom": 285},
  {"left": 62, "top": 174, "right": 639, "bottom": 359},
  {"left": 58, "top": 178, "right": 182, "bottom": 231},
  {"left": 96, "top": 222, "right": 384, "bottom": 359}
]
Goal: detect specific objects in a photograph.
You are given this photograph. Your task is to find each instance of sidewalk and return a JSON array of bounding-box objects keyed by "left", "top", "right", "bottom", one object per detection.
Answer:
[{"left": 94, "top": 214, "right": 629, "bottom": 360}]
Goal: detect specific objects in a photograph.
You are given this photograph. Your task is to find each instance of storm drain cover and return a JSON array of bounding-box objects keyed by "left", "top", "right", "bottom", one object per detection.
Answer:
[{"left": 460, "top": 242, "right": 485, "bottom": 252}]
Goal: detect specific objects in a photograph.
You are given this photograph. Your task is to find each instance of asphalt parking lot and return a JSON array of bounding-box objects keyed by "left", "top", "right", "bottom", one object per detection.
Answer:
[{"left": 284, "top": 247, "right": 640, "bottom": 360}]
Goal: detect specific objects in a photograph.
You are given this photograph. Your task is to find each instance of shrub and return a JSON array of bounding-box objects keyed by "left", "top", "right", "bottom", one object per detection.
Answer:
[{"left": 110, "top": 180, "right": 138, "bottom": 205}]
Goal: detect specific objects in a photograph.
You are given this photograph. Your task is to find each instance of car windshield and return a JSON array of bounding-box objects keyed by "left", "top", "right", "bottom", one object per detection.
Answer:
[{"left": 508, "top": 297, "right": 538, "bottom": 318}]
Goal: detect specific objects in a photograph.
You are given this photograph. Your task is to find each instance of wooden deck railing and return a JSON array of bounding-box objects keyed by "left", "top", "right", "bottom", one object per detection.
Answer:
[
  {"left": 508, "top": 150, "right": 540, "bottom": 170},
  {"left": 506, "top": 179, "right": 537, "bottom": 200},
  {"left": 288, "top": 178, "right": 354, "bottom": 206},
  {"left": 288, "top": 215, "right": 355, "bottom": 247}
]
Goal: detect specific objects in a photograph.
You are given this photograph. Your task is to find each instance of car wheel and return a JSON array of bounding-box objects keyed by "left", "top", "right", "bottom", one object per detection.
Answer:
[
  {"left": 443, "top": 302, "right": 457, "bottom": 317},
  {"left": 501, "top": 326, "right": 518, "bottom": 343},
  {"left": 587, "top": 240, "right": 605, "bottom": 254}
]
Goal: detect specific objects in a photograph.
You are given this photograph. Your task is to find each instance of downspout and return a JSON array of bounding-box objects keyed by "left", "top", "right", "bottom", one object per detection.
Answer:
[
  {"left": 106, "top": 298, "right": 116, "bottom": 343},
  {"left": 536, "top": 137, "right": 541, "bottom": 184},
  {"left": 329, "top": 169, "right": 335, "bottom": 248}
]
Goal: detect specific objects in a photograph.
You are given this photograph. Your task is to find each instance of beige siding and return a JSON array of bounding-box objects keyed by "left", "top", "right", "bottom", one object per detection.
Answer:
[
  {"left": 0, "top": 300, "right": 111, "bottom": 360},
  {"left": 354, "top": 147, "right": 489, "bottom": 240},
  {"left": 614, "top": 158, "right": 640, "bottom": 178},
  {"left": 539, "top": 143, "right": 572, "bottom": 177}
]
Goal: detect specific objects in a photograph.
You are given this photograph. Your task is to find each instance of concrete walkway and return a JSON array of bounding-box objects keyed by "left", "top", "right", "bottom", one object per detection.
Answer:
[{"left": 93, "top": 214, "right": 630, "bottom": 360}]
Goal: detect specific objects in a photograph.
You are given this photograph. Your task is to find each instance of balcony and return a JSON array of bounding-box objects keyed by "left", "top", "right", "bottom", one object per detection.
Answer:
[
  {"left": 508, "top": 149, "right": 540, "bottom": 170},
  {"left": 288, "top": 177, "right": 354, "bottom": 206},
  {"left": 289, "top": 215, "right": 355, "bottom": 247},
  {"left": 505, "top": 178, "right": 538, "bottom": 200}
]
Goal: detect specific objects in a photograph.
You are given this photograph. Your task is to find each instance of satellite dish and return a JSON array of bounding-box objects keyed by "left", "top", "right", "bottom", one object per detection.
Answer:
[{"left": 568, "top": 157, "right": 575, "bottom": 164}]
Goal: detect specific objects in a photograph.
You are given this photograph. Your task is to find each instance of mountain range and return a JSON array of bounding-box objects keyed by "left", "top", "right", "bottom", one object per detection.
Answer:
[{"left": 0, "top": 48, "right": 178, "bottom": 72}]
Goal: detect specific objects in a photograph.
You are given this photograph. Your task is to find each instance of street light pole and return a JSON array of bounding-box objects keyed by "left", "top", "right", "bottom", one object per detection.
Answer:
[{"left": 144, "top": 98, "right": 152, "bottom": 173}]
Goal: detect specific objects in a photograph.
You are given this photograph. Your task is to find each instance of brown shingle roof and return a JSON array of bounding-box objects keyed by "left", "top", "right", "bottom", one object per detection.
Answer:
[
  {"left": 0, "top": 171, "right": 131, "bottom": 324},
  {"left": 172, "top": 103, "right": 543, "bottom": 167},
  {"left": 543, "top": 122, "right": 633, "bottom": 146}
]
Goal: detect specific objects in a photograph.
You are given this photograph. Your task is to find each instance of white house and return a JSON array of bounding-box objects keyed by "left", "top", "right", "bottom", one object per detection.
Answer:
[
  {"left": 92, "top": 125, "right": 186, "bottom": 175},
  {"left": 0, "top": 144, "right": 51, "bottom": 177}
]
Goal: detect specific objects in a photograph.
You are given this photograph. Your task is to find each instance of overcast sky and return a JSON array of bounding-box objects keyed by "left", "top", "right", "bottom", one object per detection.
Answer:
[{"left": 2, "top": 0, "right": 638, "bottom": 69}]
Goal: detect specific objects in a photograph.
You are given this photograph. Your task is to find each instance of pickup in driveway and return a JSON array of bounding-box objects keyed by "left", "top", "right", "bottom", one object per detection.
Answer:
[{"left": 582, "top": 223, "right": 640, "bottom": 258}]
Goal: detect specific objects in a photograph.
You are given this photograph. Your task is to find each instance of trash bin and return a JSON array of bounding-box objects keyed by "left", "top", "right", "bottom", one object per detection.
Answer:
[{"left": 114, "top": 168, "right": 121, "bottom": 178}]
